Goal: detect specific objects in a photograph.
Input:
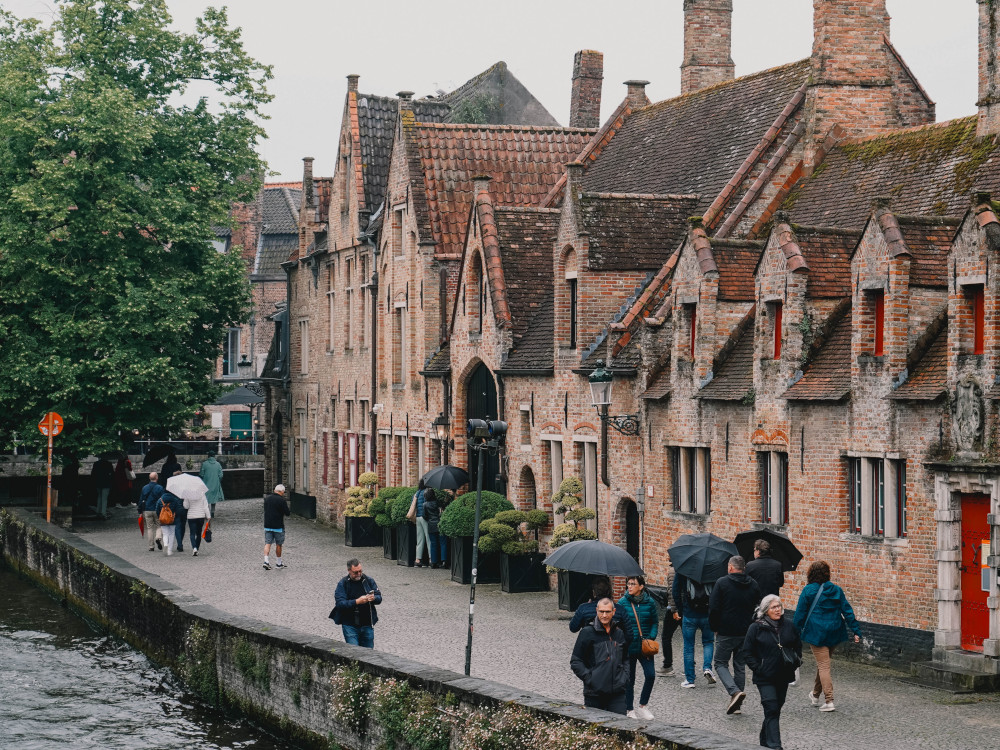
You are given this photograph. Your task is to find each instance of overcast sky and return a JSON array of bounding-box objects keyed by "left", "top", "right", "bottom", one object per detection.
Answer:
[{"left": 5, "top": 1, "right": 981, "bottom": 180}]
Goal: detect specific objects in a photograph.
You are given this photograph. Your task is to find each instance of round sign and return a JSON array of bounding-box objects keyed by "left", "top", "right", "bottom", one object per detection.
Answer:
[{"left": 38, "top": 412, "right": 64, "bottom": 437}]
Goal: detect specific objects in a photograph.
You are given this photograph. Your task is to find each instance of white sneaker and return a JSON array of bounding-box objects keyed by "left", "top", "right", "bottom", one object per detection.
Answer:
[
  {"left": 809, "top": 691, "right": 821, "bottom": 707},
  {"left": 680, "top": 680, "right": 696, "bottom": 688},
  {"left": 704, "top": 669, "right": 717, "bottom": 684},
  {"left": 819, "top": 701, "right": 836, "bottom": 712},
  {"left": 193, "top": 549, "right": 198, "bottom": 556},
  {"left": 627, "top": 710, "right": 638, "bottom": 719},
  {"left": 636, "top": 706, "right": 654, "bottom": 720}
]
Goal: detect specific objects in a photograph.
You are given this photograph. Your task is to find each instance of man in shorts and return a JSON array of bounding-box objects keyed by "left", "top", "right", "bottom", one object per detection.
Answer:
[{"left": 263, "top": 484, "right": 290, "bottom": 570}]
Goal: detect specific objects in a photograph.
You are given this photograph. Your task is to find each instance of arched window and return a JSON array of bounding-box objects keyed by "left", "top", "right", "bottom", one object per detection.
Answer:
[{"left": 562, "top": 247, "right": 578, "bottom": 349}]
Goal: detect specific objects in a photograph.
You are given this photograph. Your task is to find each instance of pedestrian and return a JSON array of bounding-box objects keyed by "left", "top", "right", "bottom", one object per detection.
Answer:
[
  {"left": 155, "top": 489, "right": 182, "bottom": 556},
  {"left": 792, "top": 560, "right": 862, "bottom": 713},
  {"left": 92, "top": 456, "right": 114, "bottom": 518},
  {"left": 672, "top": 570, "right": 717, "bottom": 688},
  {"left": 137, "top": 473, "right": 164, "bottom": 552},
  {"left": 709, "top": 555, "right": 762, "bottom": 715},
  {"left": 262, "top": 484, "right": 290, "bottom": 570},
  {"left": 112, "top": 453, "right": 134, "bottom": 507},
  {"left": 743, "top": 595, "right": 802, "bottom": 749},
  {"left": 422, "top": 487, "right": 447, "bottom": 569},
  {"left": 657, "top": 556, "right": 679, "bottom": 676},
  {"left": 569, "top": 576, "right": 629, "bottom": 634},
  {"left": 171, "top": 474, "right": 188, "bottom": 554},
  {"left": 160, "top": 452, "right": 181, "bottom": 488},
  {"left": 746, "top": 540, "right": 785, "bottom": 598},
  {"left": 332, "top": 558, "right": 382, "bottom": 648},
  {"left": 618, "top": 575, "right": 659, "bottom": 720},
  {"left": 183, "top": 487, "right": 211, "bottom": 556},
  {"left": 570, "top": 597, "right": 629, "bottom": 715},
  {"left": 413, "top": 479, "right": 429, "bottom": 567},
  {"left": 199, "top": 452, "right": 224, "bottom": 517}
]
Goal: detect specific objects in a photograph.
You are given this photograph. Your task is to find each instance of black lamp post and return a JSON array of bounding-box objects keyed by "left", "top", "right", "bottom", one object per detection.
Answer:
[
  {"left": 432, "top": 412, "right": 452, "bottom": 464},
  {"left": 237, "top": 354, "right": 265, "bottom": 397},
  {"left": 588, "top": 359, "right": 639, "bottom": 486}
]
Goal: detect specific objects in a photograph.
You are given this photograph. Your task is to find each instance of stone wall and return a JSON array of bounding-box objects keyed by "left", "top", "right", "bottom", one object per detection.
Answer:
[{"left": 0, "top": 508, "right": 755, "bottom": 750}]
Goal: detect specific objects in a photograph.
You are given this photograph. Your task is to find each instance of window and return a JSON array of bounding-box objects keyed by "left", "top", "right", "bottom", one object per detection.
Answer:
[
  {"left": 670, "top": 446, "right": 711, "bottom": 514},
  {"left": 223, "top": 328, "right": 241, "bottom": 376},
  {"left": 970, "top": 285, "right": 985, "bottom": 355},
  {"left": 576, "top": 441, "right": 599, "bottom": 532},
  {"left": 683, "top": 304, "right": 697, "bottom": 358},
  {"left": 546, "top": 439, "right": 563, "bottom": 512},
  {"left": 849, "top": 457, "right": 862, "bottom": 533},
  {"left": 416, "top": 436, "right": 425, "bottom": 481},
  {"left": 871, "top": 291, "right": 885, "bottom": 356},
  {"left": 520, "top": 409, "right": 531, "bottom": 447},
  {"left": 392, "top": 208, "right": 404, "bottom": 257},
  {"left": 327, "top": 262, "right": 336, "bottom": 350},
  {"left": 298, "top": 320, "right": 309, "bottom": 374},
  {"left": 345, "top": 259, "right": 353, "bottom": 349},
  {"left": 393, "top": 307, "right": 405, "bottom": 385},
  {"left": 337, "top": 432, "right": 344, "bottom": 488},
  {"left": 296, "top": 409, "right": 309, "bottom": 493},
  {"left": 758, "top": 451, "right": 789, "bottom": 524},
  {"left": 322, "top": 431, "right": 329, "bottom": 486},
  {"left": 348, "top": 433, "right": 359, "bottom": 487},
  {"left": 770, "top": 302, "right": 783, "bottom": 359},
  {"left": 568, "top": 277, "right": 578, "bottom": 349},
  {"left": 476, "top": 257, "right": 485, "bottom": 335},
  {"left": 847, "top": 456, "right": 906, "bottom": 538},
  {"left": 897, "top": 460, "right": 908, "bottom": 538},
  {"left": 359, "top": 400, "right": 369, "bottom": 434},
  {"left": 360, "top": 256, "right": 370, "bottom": 348},
  {"left": 346, "top": 399, "right": 353, "bottom": 431}
]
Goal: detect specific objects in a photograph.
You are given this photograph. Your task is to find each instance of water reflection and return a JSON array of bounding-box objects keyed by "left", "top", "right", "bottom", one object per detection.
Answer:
[{"left": 0, "top": 567, "right": 291, "bottom": 750}]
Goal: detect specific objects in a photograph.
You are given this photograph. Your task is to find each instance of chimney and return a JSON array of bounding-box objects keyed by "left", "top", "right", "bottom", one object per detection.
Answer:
[
  {"left": 624, "top": 80, "right": 650, "bottom": 109},
  {"left": 347, "top": 74, "right": 359, "bottom": 93},
  {"left": 302, "top": 156, "right": 315, "bottom": 211},
  {"left": 681, "top": 0, "right": 735, "bottom": 95},
  {"left": 565, "top": 161, "right": 584, "bottom": 202},
  {"left": 570, "top": 50, "right": 603, "bottom": 129},
  {"left": 979, "top": 0, "right": 1000, "bottom": 136}
]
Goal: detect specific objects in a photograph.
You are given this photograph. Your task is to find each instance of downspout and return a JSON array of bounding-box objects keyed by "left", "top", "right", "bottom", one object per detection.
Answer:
[
  {"left": 361, "top": 217, "right": 379, "bottom": 479},
  {"left": 496, "top": 372, "right": 507, "bottom": 495}
]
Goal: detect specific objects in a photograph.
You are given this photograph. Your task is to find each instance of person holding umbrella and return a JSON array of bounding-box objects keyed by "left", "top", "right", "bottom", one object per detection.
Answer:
[
  {"left": 422, "top": 488, "right": 448, "bottom": 568},
  {"left": 745, "top": 540, "right": 786, "bottom": 598},
  {"left": 618, "top": 575, "right": 659, "bottom": 720}
]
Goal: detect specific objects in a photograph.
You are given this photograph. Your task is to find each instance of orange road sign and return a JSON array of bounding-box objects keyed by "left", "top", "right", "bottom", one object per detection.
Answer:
[{"left": 38, "top": 412, "right": 63, "bottom": 437}]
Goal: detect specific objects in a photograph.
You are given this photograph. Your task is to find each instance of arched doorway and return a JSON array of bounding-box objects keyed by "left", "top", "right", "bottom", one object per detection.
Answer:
[
  {"left": 519, "top": 465, "right": 538, "bottom": 510},
  {"left": 624, "top": 499, "right": 640, "bottom": 562},
  {"left": 466, "top": 362, "right": 500, "bottom": 493}
]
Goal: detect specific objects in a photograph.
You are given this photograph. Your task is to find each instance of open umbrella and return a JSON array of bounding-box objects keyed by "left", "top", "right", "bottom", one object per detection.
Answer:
[
  {"left": 668, "top": 533, "right": 738, "bottom": 584},
  {"left": 142, "top": 443, "right": 177, "bottom": 468},
  {"left": 166, "top": 473, "right": 208, "bottom": 503},
  {"left": 733, "top": 528, "right": 803, "bottom": 572},
  {"left": 420, "top": 464, "right": 469, "bottom": 491},
  {"left": 543, "top": 539, "right": 644, "bottom": 578}
]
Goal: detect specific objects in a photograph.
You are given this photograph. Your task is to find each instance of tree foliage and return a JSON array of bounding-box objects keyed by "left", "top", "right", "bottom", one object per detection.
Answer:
[{"left": 0, "top": 1, "right": 272, "bottom": 459}]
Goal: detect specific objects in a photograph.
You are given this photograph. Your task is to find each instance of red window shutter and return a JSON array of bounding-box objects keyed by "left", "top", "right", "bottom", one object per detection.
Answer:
[
  {"left": 322, "top": 432, "right": 328, "bottom": 486},
  {"left": 873, "top": 292, "right": 885, "bottom": 356},
  {"left": 773, "top": 302, "right": 783, "bottom": 359},
  {"left": 337, "top": 432, "right": 344, "bottom": 489},
  {"left": 973, "top": 286, "right": 985, "bottom": 355}
]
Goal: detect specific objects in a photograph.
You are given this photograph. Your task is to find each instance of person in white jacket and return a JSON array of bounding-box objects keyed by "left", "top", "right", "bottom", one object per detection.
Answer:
[{"left": 183, "top": 491, "right": 211, "bottom": 556}]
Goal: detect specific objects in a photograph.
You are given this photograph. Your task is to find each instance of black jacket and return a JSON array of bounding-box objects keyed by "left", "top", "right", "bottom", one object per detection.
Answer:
[
  {"left": 708, "top": 572, "right": 762, "bottom": 637},
  {"left": 263, "top": 493, "right": 290, "bottom": 529},
  {"left": 571, "top": 617, "right": 629, "bottom": 697},
  {"left": 743, "top": 615, "right": 801, "bottom": 685},
  {"left": 423, "top": 495, "right": 441, "bottom": 535},
  {"left": 745, "top": 556, "right": 784, "bottom": 598}
]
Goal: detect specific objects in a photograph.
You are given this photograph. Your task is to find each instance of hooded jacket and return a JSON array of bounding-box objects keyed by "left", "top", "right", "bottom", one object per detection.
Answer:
[
  {"left": 792, "top": 581, "right": 862, "bottom": 647},
  {"left": 708, "top": 572, "right": 762, "bottom": 637},
  {"left": 571, "top": 616, "right": 629, "bottom": 697}
]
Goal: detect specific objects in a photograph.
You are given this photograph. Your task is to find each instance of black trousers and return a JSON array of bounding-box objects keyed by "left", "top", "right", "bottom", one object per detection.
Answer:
[
  {"left": 661, "top": 611, "right": 680, "bottom": 668},
  {"left": 756, "top": 681, "right": 789, "bottom": 749},
  {"left": 583, "top": 692, "right": 627, "bottom": 715}
]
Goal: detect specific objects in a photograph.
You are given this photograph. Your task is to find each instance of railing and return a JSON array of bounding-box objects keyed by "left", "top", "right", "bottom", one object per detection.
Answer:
[{"left": 128, "top": 438, "right": 264, "bottom": 457}]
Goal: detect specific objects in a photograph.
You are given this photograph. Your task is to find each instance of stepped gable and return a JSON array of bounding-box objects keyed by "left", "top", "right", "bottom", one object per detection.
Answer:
[
  {"left": 793, "top": 226, "right": 861, "bottom": 298},
  {"left": 581, "top": 60, "right": 811, "bottom": 214},
  {"left": 713, "top": 239, "right": 764, "bottom": 301},
  {"left": 580, "top": 192, "right": 700, "bottom": 271},
  {"left": 891, "top": 313, "right": 948, "bottom": 401},
  {"left": 896, "top": 216, "right": 960, "bottom": 288},
  {"left": 698, "top": 306, "right": 756, "bottom": 401},
  {"left": 783, "top": 306, "right": 854, "bottom": 401},
  {"left": 436, "top": 61, "right": 559, "bottom": 127},
  {"left": 785, "top": 117, "right": 1000, "bottom": 230},
  {"left": 408, "top": 124, "right": 593, "bottom": 258}
]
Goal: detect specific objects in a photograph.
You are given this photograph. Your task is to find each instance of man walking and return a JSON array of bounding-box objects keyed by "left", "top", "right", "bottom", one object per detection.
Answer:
[
  {"left": 673, "top": 570, "right": 717, "bottom": 688},
  {"left": 709, "top": 555, "right": 762, "bottom": 715},
  {"left": 263, "top": 484, "right": 290, "bottom": 570},
  {"left": 745, "top": 540, "right": 784, "bottom": 598},
  {"left": 92, "top": 456, "right": 114, "bottom": 519},
  {"left": 570, "top": 597, "right": 629, "bottom": 715},
  {"left": 137, "top": 473, "right": 163, "bottom": 551},
  {"left": 333, "top": 559, "right": 382, "bottom": 648}
]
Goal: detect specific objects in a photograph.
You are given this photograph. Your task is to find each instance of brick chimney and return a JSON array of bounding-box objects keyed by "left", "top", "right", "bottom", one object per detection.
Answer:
[
  {"left": 624, "top": 80, "right": 651, "bottom": 109},
  {"left": 680, "top": 0, "right": 735, "bottom": 95},
  {"left": 978, "top": 0, "right": 1000, "bottom": 136},
  {"left": 570, "top": 50, "right": 603, "bottom": 129},
  {"left": 805, "top": 0, "right": 896, "bottom": 164},
  {"left": 347, "top": 74, "right": 359, "bottom": 93}
]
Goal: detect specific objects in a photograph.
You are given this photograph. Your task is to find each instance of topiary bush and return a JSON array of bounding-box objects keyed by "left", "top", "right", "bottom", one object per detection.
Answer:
[
  {"left": 439, "top": 490, "right": 513, "bottom": 538},
  {"left": 372, "top": 486, "right": 404, "bottom": 527},
  {"left": 478, "top": 508, "right": 549, "bottom": 555},
  {"left": 549, "top": 476, "right": 597, "bottom": 549},
  {"left": 344, "top": 471, "right": 379, "bottom": 517},
  {"left": 389, "top": 487, "right": 418, "bottom": 525}
]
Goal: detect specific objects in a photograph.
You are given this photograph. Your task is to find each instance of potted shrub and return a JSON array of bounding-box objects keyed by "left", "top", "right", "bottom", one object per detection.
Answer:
[
  {"left": 371, "top": 486, "right": 401, "bottom": 560},
  {"left": 548, "top": 476, "right": 598, "bottom": 610},
  {"left": 480, "top": 509, "right": 550, "bottom": 593},
  {"left": 389, "top": 487, "right": 418, "bottom": 566},
  {"left": 439, "top": 490, "right": 514, "bottom": 584},
  {"left": 344, "top": 472, "right": 380, "bottom": 547}
]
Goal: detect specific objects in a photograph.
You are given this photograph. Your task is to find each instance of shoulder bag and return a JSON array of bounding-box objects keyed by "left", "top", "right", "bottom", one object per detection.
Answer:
[
  {"left": 406, "top": 492, "right": 418, "bottom": 522},
  {"left": 772, "top": 628, "right": 802, "bottom": 669},
  {"left": 630, "top": 601, "right": 660, "bottom": 657},
  {"left": 802, "top": 583, "right": 826, "bottom": 630}
]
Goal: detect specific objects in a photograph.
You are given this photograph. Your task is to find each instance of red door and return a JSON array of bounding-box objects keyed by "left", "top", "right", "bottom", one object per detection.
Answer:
[{"left": 961, "top": 494, "right": 991, "bottom": 652}]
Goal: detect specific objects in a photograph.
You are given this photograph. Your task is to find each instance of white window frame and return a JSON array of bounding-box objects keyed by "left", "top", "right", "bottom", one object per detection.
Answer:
[{"left": 670, "top": 445, "right": 711, "bottom": 515}]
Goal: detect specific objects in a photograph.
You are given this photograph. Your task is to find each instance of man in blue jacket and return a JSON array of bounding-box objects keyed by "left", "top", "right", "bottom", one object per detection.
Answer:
[
  {"left": 333, "top": 559, "right": 382, "bottom": 648},
  {"left": 137, "top": 472, "right": 164, "bottom": 551}
]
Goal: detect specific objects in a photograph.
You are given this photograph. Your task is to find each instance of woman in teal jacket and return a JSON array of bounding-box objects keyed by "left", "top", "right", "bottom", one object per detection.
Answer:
[
  {"left": 792, "top": 560, "right": 862, "bottom": 713},
  {"left": 618, "top": 575, "right": 660, "bottom": 720}
]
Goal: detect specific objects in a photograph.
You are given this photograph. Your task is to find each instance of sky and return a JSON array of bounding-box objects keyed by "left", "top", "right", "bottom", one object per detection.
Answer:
[{"left": 4, "top": 0, "right": 982, "bottom": 181}]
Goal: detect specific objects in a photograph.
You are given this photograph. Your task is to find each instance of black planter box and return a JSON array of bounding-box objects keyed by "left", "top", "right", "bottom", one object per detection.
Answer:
[
  {"left": 396, "top": 522, "right": 416, "bottom": 567},
  {"left": 501, "top": 552, "right": 550, "bottom": 593},
  {"left": 382, "top": 525, "right": 398, "bottom": 560},
  {"left": 558, "top": 570, "right": 594, "bottom": 611},
  {"left": 449, "top": 536, "right": 500, "bottom": 584},
  {"left": 344, "top": 516, "right": 380, "bottom": 547}
]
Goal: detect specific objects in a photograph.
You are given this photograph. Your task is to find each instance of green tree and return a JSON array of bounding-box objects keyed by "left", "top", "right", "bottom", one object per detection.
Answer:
[{"left": 0, "top": 1, "right": 272, "bottom": 459}]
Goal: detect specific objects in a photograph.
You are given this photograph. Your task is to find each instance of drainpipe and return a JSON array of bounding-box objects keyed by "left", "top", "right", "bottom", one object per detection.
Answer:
[
  {"left": 497, "top": 372, "right": 507, "bottom": 495},
  {"left": 361, "top": 216, "right": 379, "bottom": 478}
]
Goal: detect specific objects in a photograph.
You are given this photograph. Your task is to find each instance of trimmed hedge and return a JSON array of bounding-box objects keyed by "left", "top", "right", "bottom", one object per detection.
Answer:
[
  {"left": 439, "top": 490, "right": 513, "bottom": 538},
  {"left": 389, "top": 487, "right": 419, "bottom": 525}
]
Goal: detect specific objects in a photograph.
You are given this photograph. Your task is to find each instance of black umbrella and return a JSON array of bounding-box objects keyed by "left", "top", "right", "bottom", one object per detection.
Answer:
[
  {"left": 668, "top": 533, "right": 739, "bottom": 584},
  {"left": 733, "top": 528, "right": 803, "bottom": 572},
  {"left": 212, "top": 386, "right": 264, "bottom": 406},
  {"left": 543, "top": 540, "right": 644, "bottom": 578},
  {"left": 420, "top": 464, "right": 469, "bottom": 491},
  {"left": 142, "top": 443, "right": 177, "bottom": 468}
]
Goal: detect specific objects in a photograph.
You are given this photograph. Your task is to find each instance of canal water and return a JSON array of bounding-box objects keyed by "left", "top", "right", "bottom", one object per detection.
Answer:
[{"left": 0, "top": 566, "right": 292, "bottom": 750}]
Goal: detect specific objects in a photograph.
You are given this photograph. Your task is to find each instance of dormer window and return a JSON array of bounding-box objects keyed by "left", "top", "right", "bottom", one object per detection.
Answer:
[
  {"left": 768, "top": 301, "right": 783, "bottom": 359},
  {"left": 685, "top": 303, "right": 697, "bottom": 358},
  {"left": 871, "top": 290, "right": 885, "bottom": 356},
  {"left": 567, "top": 275, "right": 578, "bottom": 349},
  {"left": 971, "top": 285, "right": 985, "bottom": 355}
]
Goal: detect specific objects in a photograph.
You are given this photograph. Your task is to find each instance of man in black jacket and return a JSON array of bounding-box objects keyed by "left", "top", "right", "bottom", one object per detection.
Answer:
[
  {"left": 745, "top": 540, "right": 784, "bottom": 597},
  {"left": 333, "top": 558, "right": 382, "bottom": 648},
  {"left": 709, "top": 555, "right": 762, "bottom": 715},
  {"left": 262, "top": 484, "right": 291, "bottom": 570},
  {"left": 570, "top": 598, "right": 629, "bottom": 715}
]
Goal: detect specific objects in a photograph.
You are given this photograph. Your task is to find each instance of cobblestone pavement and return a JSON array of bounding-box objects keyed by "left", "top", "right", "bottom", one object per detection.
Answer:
[{"left": 78, "top": 499, "right": 1000, "bottom": 750}]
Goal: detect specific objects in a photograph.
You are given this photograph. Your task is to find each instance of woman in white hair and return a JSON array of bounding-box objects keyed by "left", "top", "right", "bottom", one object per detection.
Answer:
[{"left": 743, "top": 594, "right": 802, "bottom": 750}]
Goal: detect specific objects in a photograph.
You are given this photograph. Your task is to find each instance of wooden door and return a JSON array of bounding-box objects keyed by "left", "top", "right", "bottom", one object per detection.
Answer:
[
  {"left": 960, "top": 493, "right": 991, "bottom": 652},
  {"left": 466, "top": 363, "right": 499, "bottom": 493}
]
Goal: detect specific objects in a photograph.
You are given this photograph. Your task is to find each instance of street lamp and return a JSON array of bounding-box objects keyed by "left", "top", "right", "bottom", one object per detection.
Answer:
[
  {"left": 432, "top": 412, "right": 453, "bottom": 463},
  {"left": 588, "top": 360, "right": 639, "bottom": 435},
  {"left": 237, "top": 354, "right": 265, "bottom": 397}
]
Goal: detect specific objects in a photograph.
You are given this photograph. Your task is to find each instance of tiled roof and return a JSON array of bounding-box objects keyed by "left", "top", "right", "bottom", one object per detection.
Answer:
[
  {"left": 423, "top": 343, "right": 451, "bottom": 375},
  {"left": 783, "top": 307, "right": 853, "bottom": 401},
  {"left": 409, "top": 124, "right": 593, "bottom": 257},
  {"left": 581, "top": 60, "right": 812, "bottom": 214},
  {"left": 786, "top": 117, "right": 1000, "bottom": 229},
  {"left": 698, "top": 307, "right": 756, "bottom": 401},
  {"left": 897, "top": 216, "right": 959, "bottom": 288},
  {"left": 262, "top": 186, "right": 301, "bottom": 234},
  {"left": 504, "top": 298, "right": 554, "bottom": 371},
  {"left": 891, "top": 318, "right": 948, "bottom": 401},
  {"left": 641, "top": 359, "right": 671, "bottom": 400},
  {"left": 257, "top": 235, "right": 298, "bottom": 276},
  {"left": 712, "top": 240, "right": 764, "bottom": 301},
  {"left": 437, "top": 61, "right": 559, "bottom": 127},
  {"left": 794, "top": 226, "right": 860, "bottom": 298},
  {"left": 580, "top": 193, "right": 700, "bottom": 271}
]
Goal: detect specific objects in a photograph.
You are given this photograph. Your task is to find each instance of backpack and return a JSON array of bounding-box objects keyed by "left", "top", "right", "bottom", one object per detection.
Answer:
[
  {"left": 685, "top": 579, "right": 713, "bottom": 613},
  {"left": 158, "top": 500, "right": 175, "bottom": 525}
]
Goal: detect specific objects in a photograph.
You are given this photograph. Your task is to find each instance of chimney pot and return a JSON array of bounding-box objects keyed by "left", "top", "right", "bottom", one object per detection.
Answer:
[
  {"left": 397, "top": 90, "right": 414, "bottom": 101},
  {"left": 681, "top": 0, "right": 735, "bottom": 95},
  {"left": 347, "top": 74, "right": 360, "bottom": 92},
  {"left": 569, "top": 50, "right": 604, "bottom": 129},
  {"left": 624, "top": 80, "right": 650, "bottom": 108}
]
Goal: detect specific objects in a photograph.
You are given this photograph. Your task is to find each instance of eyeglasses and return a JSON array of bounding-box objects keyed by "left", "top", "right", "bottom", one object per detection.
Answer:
[
  {"left": 768, "top": 603, "right": 783, "bottom": 610},
  {"left": 627, "top": 581, "right": 640, "bottom": 587}
]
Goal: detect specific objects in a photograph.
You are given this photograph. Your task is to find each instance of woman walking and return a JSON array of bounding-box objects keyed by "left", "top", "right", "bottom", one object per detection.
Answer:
[
  {"left": 744, "top": 594, "right": 801, "bottom": 749},
  {"left": 183, "top": 489, "right": 211, "bottom": 556},
  {"left": 155, "top": 490, "right": 183, "bottom": 556},
  {"left": 618, "top": 575, "right": 659, "bottom": 720},
  {"left": 792, "top": 560, "right": 862, "bottom": 712}
]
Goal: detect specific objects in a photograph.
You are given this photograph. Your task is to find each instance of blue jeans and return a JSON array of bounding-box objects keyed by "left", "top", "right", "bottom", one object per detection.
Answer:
[
  {"left": 342, "top": 624, "right": 374, "bottom": 648},
  {"left": 626, "top": 654, "right": 655, "bottom": 710},
  {"left": 428, "top": 532, "right": 447, "bottom": 565},
  {"left": 174, "top": 508, "right": 187, "bottom": 550},
  {"left": 681, "top": 613, "right": 715, "bottom": 682},
  {"left": 187, "top": 518, "right": 205, "bottom": 551}
]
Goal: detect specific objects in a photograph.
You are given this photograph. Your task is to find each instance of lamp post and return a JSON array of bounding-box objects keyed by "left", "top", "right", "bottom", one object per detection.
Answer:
[
  {"left": 433, "top": 413, "right": 452, "bottom": 465},
  {"left": 588, "top": 360, "right": 639, "bottom": 486}
]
